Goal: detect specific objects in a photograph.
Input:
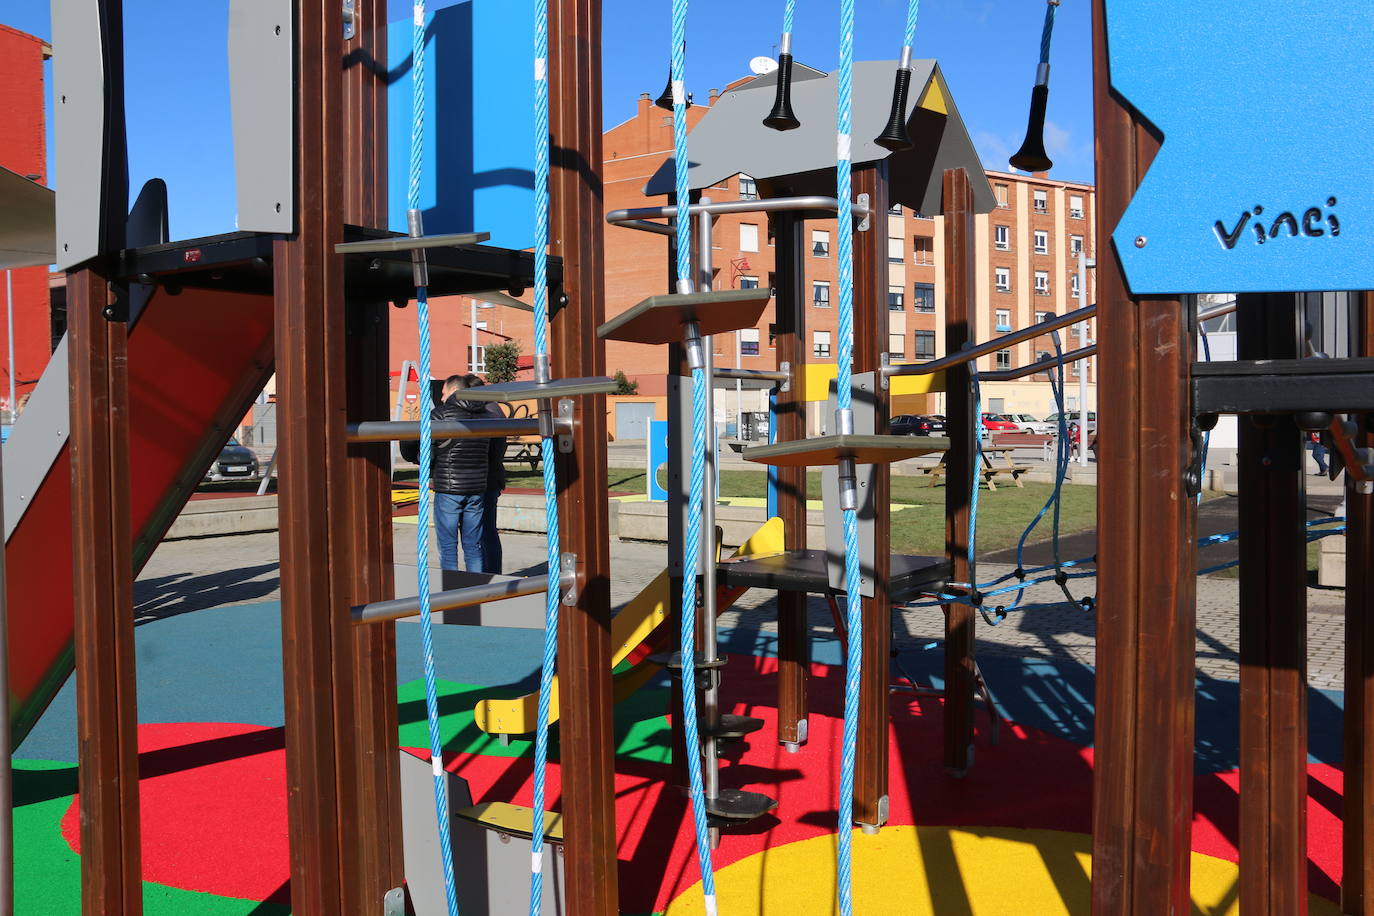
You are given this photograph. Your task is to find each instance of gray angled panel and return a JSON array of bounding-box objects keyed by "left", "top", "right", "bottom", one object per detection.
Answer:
[
  {"left": 50, "top": 0, "right": 106, "bottom": 271},
  {"left": 228, "top": 0, "right": 294, "bottom": 233},
  {"left": 822, "top": 372, "right": 877, "bottom": 598},
  {"left": 398, "top": 750, "right": 476, "bottom": 916},
  {"left": 4, "top": 337, "right": 70, "bottom": 541}
]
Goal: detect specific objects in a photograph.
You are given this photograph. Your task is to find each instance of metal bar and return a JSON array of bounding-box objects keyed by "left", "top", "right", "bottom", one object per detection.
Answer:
[
  {"left": 772, "top": 212, "right": 810, "bottom": 752},
  {"left": 1344, "top": 291, "right": 1374, "bottom": 914},
  {"left": 941, "top": 168, "right": 978, "bottom": 777},
  {"left": 1076, "top": 253, "right": 1090, "bottom": 466},
  {"left": 333, "top": 230, "right": 489, "bottom": 255},
  {"left": 347, "top": 418, "right": 540, "bottom": 442},
  {"left": 696, "top": 201, "right": 721, "bottom": 813},
  {"left": 1237, "top": 292, "right": 1308, "bottom": 912},
  {"left": 1198, "top": 299, "right": 1239, "bottom": 324},
  {"left": 854, "top": 161, "right": 892, "bottom": 831},
  {"left": 885, "top": 304, "right": 1097, "bottom": 378},
  {"left": 613, "top": 218, "right": 677, "bottom": 237},
  {"left": 977, "top": 344, "right": 1097, "bottom": 381},
  {"left": 390, "top": 358, "right": 413, "bottom": 476},
  {"left": 549, "top": 0, "right": 619, "bottom": 907},
  {"left": 256, "top": 447, "right": 278, "bottom": 496},
  {"left": 1090, "top": 0, "right": 1197, "bottom": 910},
  {"left": 607, "top": 194, "right": 870, "bottom": 230},
  {"left": 353, "top": 577, "right": 548, "bottom": 624},
  {"left": 712, "top": 367, "right": 789, "bottom": 383}
]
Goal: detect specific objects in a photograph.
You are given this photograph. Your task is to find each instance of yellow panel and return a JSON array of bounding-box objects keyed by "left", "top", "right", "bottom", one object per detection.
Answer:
[
  {"left": 474, "top": 517, "right": 786, "bottom": 735},
  {"left": 917, "top": 72, "right": 949, "bottom": 115},
  {"left": 454, "top": 802, "right": 564, "bottom": 843},
  {"left": 803, "top": 363, "right": 945, "bottom": 402}
]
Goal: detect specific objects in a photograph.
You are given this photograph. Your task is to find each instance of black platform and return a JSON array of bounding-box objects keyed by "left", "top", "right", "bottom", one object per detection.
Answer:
[
  {"left": 1193, "top": 356, "right": 1374, "bottom": 414},
  {"left": 115, "top": 227, "right": 558, "bottom": 302},
  {"left": 717, "top": 549, "right": 949, "bottom": 605}
]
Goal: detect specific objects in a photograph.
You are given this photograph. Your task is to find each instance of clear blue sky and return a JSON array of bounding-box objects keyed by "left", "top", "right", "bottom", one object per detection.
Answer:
[{"left": 4, "top": 0, "right": 1093, "bottom": 240}]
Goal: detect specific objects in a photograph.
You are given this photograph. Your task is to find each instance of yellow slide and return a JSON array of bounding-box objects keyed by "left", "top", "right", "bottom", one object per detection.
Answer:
[{"left": 474, "top": 517, "right": 785, "bottom": 735}]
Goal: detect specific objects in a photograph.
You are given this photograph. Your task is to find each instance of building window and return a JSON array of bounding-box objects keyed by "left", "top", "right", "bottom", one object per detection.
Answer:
[
  {"left": 889, "top": 202, "right": 903, "bottom": 215},
  {"left": 1036, "top": 310, "right": 1054, "bottom": 325},
  {"left": 887, "top": 237, "right": 904, "bottom": 263},
  {"left": 914, "top": 329, "right": 936, "bottom": 360},
  {"left": 888, "top": 286, "right": 904, "bottom": 311},
  {"left": 812, "top": 229, "right": 830, "bottom": 258},
  {"left": 994, "top": 225, "right": 1010, "bottom": 250},
  {"left": 995, "top": 309, "right": 1011, "bottom": 332},
  {"left": 1071, "top": 274, "right": 1081, "bottom": 298},
  {"left": 995, "top": 183, "right": 1010, "bottom": 208},
  {"left": 1069, "top": 194, "right": 1084, "bottom": 219},
  {"left": 912, "top": 236, "right": 934, "bottom": 265},
  {"left": 1034, "top": 270, "right": 1050, "bottom": 295},
  {"left": 995, "top": 349, "right": 1012, "bottom": 370},
  {"left": 739, "top": 175, "right": 758, "bottom": 200},
  {"left": 1034, "top": 230, "right": 1049, "bottom": 254},
  {"left": 739, "top": 223, "right": 759, "bottom": 252},
  {"left": 888, "top": 333, "right": 905, "bottom": 359},
  {"left": 1071, "top": 234, "right": 1084, "bottom": 255},
  {"left": 912, "top": 282, "right": 935, "bottom": 312},
  {"left": 468, "top": 345, "right": 486, "bottom": 372},
  {"left": 913, "top": 211, "right": 933, "bottom": 220},
  {"left": 813, "top": 331, "right": 831, "bottom": 359},
  {"left": 738, "top": 275, "right": 759, "bottom": 290},
  {"left": 813, "top": 281, "right": 830, "bottom": 308},
  {"left": 995, "top": 267, "right": 1011, "bottom": 292},
  {"left": 1033, "top": 189, "right": 1049, "bottom": 213},
  {"left": 740, "top": 328, "right": 760, "bottom": 356}
]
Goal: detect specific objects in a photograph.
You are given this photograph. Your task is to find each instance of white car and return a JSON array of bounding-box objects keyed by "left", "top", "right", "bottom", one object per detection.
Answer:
[{"left": 1004, "top": 413, "right": 1055, "bottom": 435}]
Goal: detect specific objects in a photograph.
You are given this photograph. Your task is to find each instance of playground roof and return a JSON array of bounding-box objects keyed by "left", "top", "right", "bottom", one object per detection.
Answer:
[
  {"left": 0, "top": 166, "right": 55, "bottom": 269},
  {"left": 645, "top": 59, "right": 996, "bottom": 215}
]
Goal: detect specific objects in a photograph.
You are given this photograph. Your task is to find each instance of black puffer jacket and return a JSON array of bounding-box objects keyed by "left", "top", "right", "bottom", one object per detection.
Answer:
[{"left": 401, "top": 395, "right": 490, "bottom": 495}]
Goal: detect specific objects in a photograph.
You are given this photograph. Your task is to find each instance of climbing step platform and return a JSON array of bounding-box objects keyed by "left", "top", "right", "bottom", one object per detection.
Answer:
[
  {"left": 454, "top": 802, "right": 564, "bottom": 844},
  {"left": 597, "top": 288, "right": 773, "bottom": 345},
  {"left": 706, "top": 788, "right": 778, "bottom": 822},
  {"left": 743, "top": 434, "right": 950, "bottom": 468},
  {"left": 701, "top": 713, "right": 765, "bottom": 740},
  {"left": 456, "top": 377, "right": 619, "bottom": 402},
  {"left": 333, "top": 230, "right": 490, "bottom": 255},
  {"left": 646, "top": 651, "right": 729, "bottom": 671}
]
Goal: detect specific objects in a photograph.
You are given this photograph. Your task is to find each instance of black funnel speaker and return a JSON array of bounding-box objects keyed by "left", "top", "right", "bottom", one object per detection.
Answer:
[
  {"left": 873, "top": 67, "right": 914, "bottom": 152},
  {"left": 654, "top": 69, "right": 674, "bottom": 111},
  {"left": 763, "top": 53, "right": 800, "bottom": 131},
  {"left": 1009, "top": 84, "right": 1053, "bottom": 173}
]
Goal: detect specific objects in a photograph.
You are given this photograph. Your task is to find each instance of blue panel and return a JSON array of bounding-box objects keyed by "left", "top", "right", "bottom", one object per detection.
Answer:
[
  {"left": 388, "top": 0, "right": 535, "bottom": 249},
  {"left": 1107, "top": 2, "right": 1374, "bottom": 294},
  {"left": 648, "top": 420, "right": 669, "bottom": 502}
]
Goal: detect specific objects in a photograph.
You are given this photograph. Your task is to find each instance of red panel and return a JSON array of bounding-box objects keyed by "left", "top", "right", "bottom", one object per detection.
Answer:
[{"left": 7, "top": 286, "right": 275, "bottom": 742}]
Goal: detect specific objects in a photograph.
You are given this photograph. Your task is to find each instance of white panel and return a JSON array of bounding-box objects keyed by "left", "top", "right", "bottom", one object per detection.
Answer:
[
  {"left": 51, "top": 0, "right": 106, "bottom": 270},
  {"left": 229, "top": 0, "right": 295, "bottom": 232}
]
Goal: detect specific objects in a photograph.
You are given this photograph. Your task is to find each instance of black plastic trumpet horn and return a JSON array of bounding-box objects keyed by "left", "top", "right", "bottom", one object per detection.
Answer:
[
  {"left": 1009, "top": 83, "right": 1053, "bottom": 173},
  {"left": 873, "top": 66, "right": 914, "bottom": 151},
  {"left": 763, "top": 52, "right": 800, "bottom": 131},
  {"left": 654, "top": 68, "right": 674, "bottom": 111}
]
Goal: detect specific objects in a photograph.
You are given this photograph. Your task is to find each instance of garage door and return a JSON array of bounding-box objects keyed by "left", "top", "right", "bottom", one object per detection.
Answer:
[{"left": 615, "top": 402, "right": 657, "bottom": 440}]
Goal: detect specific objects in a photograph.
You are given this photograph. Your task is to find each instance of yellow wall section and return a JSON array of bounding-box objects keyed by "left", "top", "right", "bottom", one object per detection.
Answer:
[{"left": 804, "top": 363, "right": 945, "bottom": 403}]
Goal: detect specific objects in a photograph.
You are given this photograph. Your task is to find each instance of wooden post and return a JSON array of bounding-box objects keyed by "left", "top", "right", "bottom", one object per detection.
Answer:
[
  {"left": 941, "top": 168, "right": 977, "bottom": 774},
  {"left": 548, "top": 0, "right": 619, "bottom": 910},
  {"left": 70, "top": 268, "right": 141, "bottom": 916},
  {"left": 773, "top": 212, "right": 810, "bottom": 748},
  {"left": 1090, "top": 0, "right": 1198, "bottom": 911},
  {"left": 1344, "top": 292, "right": 1374, "bottom": 914},
  {"left": 853, "top": 162, "right": 892, "bottom": 829}
]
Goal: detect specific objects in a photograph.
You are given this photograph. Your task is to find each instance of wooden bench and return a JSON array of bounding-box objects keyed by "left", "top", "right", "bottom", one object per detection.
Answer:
[{"left": 922, "top": 445, "right": 1030, "bottom": 491}]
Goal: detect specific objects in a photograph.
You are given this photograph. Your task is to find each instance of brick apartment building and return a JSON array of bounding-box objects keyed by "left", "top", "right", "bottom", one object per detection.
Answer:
[{"left": 0, "top": 25, "right": 57, "bottom": 416}]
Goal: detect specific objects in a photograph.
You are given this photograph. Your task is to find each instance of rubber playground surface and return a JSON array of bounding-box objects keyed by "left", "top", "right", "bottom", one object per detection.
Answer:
[{"left": 14, "top": 599, "right": 1349, "bottom": 914}]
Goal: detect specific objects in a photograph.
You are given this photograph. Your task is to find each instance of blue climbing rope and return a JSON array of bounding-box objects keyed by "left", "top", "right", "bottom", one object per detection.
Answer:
[
  {"left": 903, "top": 0, "right": 921, "bottom": 50},
  {"left": 526, "top": 0, "right": 566, "bottom": 909},
  {"left": 408, "top": 1, "right": 460, "bottom": 913},
  {"left": 781, "top": 0, "right": 795, "bottom": 37},
  {"left": 834, "top": 0, "right": 863, "bottom": 912},
  {"left": 1039, "top": 0, "right": 1058, "bottom": 66}
]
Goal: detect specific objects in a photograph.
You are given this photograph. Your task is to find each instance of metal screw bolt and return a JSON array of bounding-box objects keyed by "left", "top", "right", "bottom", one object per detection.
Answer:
[{"left": 1134, "top": 236, "right": 1148, "bottom": 248}]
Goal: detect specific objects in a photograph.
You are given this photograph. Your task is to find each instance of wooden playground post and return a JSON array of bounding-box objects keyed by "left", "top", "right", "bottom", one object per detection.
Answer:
[
  {"left": 1236, "top": 293, "right": 1309, "bottom": 913},
  {"left": 1090, "top": 0, "right": 1199, "bottom": 910},
  {"left": 773, "top": 212, "right": 810, "bottom": 748},
  {"left": 1344, "top": 292, "right": 1374, "bottom": 914},
  {"left": 940, "top": 168, "right": 977, "bottom": 774},
  {"left": 70, "top": 268, "right": 142, "bottom": 916},
  {"left": 547, "top": 0, "right": 620, "bottom": 909}
]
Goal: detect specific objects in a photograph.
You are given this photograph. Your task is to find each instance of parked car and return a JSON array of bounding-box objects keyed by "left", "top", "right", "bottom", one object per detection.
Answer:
[
  {"left": 204, "top": 436, "right": 260, "bottom": 482},
  {"left": 1003, "top": 413, "right": 1055, "bottom": 435},
  {"left": 891, "top": 414, "right": 946, "bottom": 437},
  {"left": 1045, "top": 411, "right": 1098, "bottom": 435},
  {"left": 979, "top": 413, "right": 1020, "bottom": 432}
]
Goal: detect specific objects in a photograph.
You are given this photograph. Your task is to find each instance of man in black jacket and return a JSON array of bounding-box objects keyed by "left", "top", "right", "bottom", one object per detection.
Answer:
[
  {"left": 402, "top": 375, "right": 491, "bottom": 571},
  {"left": 462, "top": 374, "right": 508, "bottom": 573}
]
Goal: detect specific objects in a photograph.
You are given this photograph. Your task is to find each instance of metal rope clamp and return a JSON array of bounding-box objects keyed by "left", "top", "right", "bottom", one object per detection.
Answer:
[{"left": 835, "top": 407, "right": 859, "bottom": 511}]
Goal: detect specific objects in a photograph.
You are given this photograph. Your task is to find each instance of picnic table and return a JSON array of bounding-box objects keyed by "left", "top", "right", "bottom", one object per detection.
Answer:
[
  {"left": 921, "top": 444, "right": 1030, "bottom": 491},
  {"left": 503, "top": 436, "right": 542, "bottom": 472}
]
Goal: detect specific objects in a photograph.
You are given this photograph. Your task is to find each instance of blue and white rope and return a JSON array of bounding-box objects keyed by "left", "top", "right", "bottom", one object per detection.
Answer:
[
  {"left": 903, "top": 0, "right": 921, "bottom": 50},
  {"left": 408, "top": 2, "right": 460, "bottom": 914},
  {"left": 527, "top": 0, "right": 565, "bottom": 910},
  {"left": 781, "top": 0, "right": 795, "bottom": 38},
  {"left": 1039, "top": 0, "right": 1058, "bottom": 66}
]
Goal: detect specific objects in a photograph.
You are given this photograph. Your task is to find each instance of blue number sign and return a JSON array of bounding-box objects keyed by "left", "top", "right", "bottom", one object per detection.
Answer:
[{"left": 1108, "top": 2, "right": 1374, "bottom": 294}]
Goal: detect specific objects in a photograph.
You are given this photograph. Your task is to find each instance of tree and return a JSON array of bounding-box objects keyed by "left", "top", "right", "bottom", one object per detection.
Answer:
[
  {"left": 613, "top": 369, "right": 638, "bottom": 395},
  {"left": 484, "top": 340, "right": 521, "bottom": 384}
]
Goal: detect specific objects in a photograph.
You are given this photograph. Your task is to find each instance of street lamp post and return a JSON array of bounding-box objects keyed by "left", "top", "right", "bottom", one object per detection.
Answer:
[{"left": 1075, "top": 252, "right": 1096, "bottom": 466}]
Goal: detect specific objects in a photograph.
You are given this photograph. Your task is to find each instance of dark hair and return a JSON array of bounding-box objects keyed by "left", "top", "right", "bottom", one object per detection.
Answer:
[
  {"left": 463, "top": 373, "right": 484, "bottom": 387},
  {"left": 444, "top": 374, "right": 466, "bottom": 389}
]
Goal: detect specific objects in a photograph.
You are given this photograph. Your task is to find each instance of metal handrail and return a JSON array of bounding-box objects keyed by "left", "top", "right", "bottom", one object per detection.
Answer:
[
  {"left": 347, "top": 418, "right": 540, "bottom": 443},
  {"left": 607, "top": 195, "right": 871, "bottom": 235},
  {"left": 1197, "top": 299, "right": 1238, "bottom": 324},
  {"left": 713, "top": 367, "right": 789, "bottom": 382},
  {"left": 978, "top": 344, "right": 1098, "bottom": 381},
  {"left": 883, "top": 304, "right": 1097, "bottom": 378},
  {"left": 352, "top": 576, "right": 548, "bottom": 624}
]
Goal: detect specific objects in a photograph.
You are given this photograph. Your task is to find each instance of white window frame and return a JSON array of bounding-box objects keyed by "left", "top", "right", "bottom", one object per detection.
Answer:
[
  {"left": 888, "top": 333, "right": 905, "bottom": 359},
  {"left": 1033, "top": 189, "right": 1049, "bottom": 213},
  {"left": 813, "top": 331, "right": 832, "bottom": 359},
  {"left": 812, "top": 281, "right": 831, "bottom": 308},
  {"left": 739, "top": 223, "right": 759, "bottom": 252},
  {"left": 738, "top": 274, "right": 759, "bottom": 290},
  {"left": 888, "top": 285, "right": 904, "bottom": 311},
  {"left": 1069, "top": 194, "right": 1084, "bottom": 219},
  {"left": 812, "top": 229, "right": 830, "bottom": 258},
  {"left": 739, "top": 327, "right": 761, "bottom": 356},
  {"left": 914, "top": 329, "right": 936, "bottom": 360},
  {"left": 995, "top": 267, "right": 1011, "bottom": 292},
  {"left": 994, "top": 225, "right": 1010, "bottom": 251},
  {"left": 995, "top": 308, "right": 1011, "bottom": 331},
  {"left": 887, "top": 237, "right": 904, "bottom": 263},
  {"left": 995, "top": 349, "right": 1012, "bottom": 370},
  {"left": 912, "top": 282, "right": 935, "bottom": 312},
  {"left": 912, "top": 236, "right": 934, "bottom": 265},
  {"left": 1071, "top": 274, "right": 1081, "bottom": 298},
  {"left": 995, "top": 183, "right": 1010, "bottom": 209},
  {"left": 1071, "top": 234, "right": 1084, "bottom": 255},
  {"left": 1034, "top": 230, "right": 1049, "bottom": 254},
  {"left": 1034, "top": 270, "right": 1050, "bottom": 295},
  {"left": 739, "top": 175, "right": 758, "bottom": 200}
]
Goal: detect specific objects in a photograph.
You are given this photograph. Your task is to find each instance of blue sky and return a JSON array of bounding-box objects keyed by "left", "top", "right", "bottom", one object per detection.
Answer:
[{"left": 4, "top": 0, "right": 1092, "bottom": 240}]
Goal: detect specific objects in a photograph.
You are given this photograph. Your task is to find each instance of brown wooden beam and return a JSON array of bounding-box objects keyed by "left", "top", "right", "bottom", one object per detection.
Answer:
[
  {"left": 1090, "top": 0, "right": 1198, "bottom": 910},
  {"left": 1344, "top": 292, "right": 1374, "bottom": 914},
  {"left": 772, "top": 212, "right": 810, "bottom": 748},
  {"left": 1236, "top": 292, "right": 1308, "bottom": 914},
  {"left": 941, "top": 168, "right": 977, "bottom": 774},
  {"left": 70, "top": 269, "right": 142, "bottom": 916},
  {"left": 853, "top": 162, "right": 892, "bottom": 828},
  {"left": 548, "top": 0, "right": 619, "bottom": 911}
]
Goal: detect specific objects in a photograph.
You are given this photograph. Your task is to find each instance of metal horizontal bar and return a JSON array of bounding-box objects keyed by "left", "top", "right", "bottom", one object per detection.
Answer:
[
  {"left": 1194, "top": 368, "right": 1374, "bottom": 415},
  {"left": 883, "top": 304, "right": 1097, "bottom": 378},
  {"left": 347, "top": 418, "right": 540, "bottom": 442},
  {"left": 334, "top": 231, "right": 490, "bottom": 255},
  {"left": 352, "top": 576, "right": 549, "bottom": 625},
  {"left": 1197, "top": 300, "right": 1238, "bottom": 324},
  {"left": 1192, "top": 356, "right": 1374, "bottom": 377},
  {"left": 613, "top": 218, "right": 677, "bottom": 237},
  {"left": 712, "top": 368, "right": 789, "bottom": 382},
  {"left": 978, "top": 344, "right": 1098, "bottom": 381},
  {"left": 607, "top": 195, "right": 870, "bottom": 233}
]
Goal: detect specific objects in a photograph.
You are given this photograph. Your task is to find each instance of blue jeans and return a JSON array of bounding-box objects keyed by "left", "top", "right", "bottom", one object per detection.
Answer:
[
  {"left": 482, "top": 488, "right": 503, "bottom": 574},
  {"left": 434, "top": 491, "right": 485, "bottom": 572}
]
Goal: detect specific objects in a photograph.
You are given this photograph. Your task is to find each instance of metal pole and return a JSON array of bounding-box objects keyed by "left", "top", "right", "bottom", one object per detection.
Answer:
[
  {"left": 0, "top": 437, "right": 11, "bottom": 916},
  {"left": 1077, "top": 253, "right": 1089, "bottom": 466},
  {"left": 256, "top": 448, "right": 278, "bottom": 496},
  {"left": 470, "top": 299, "right": 478, "bottom": 374},
  {"left": 735, "top": 330, "right": 742, "bottom": 436},
  {"left": 4, "top": 271, "right": 13, "bottom": 423},
  {"left": 696, "top": 201, "right": 721, "bottom": 823}
]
